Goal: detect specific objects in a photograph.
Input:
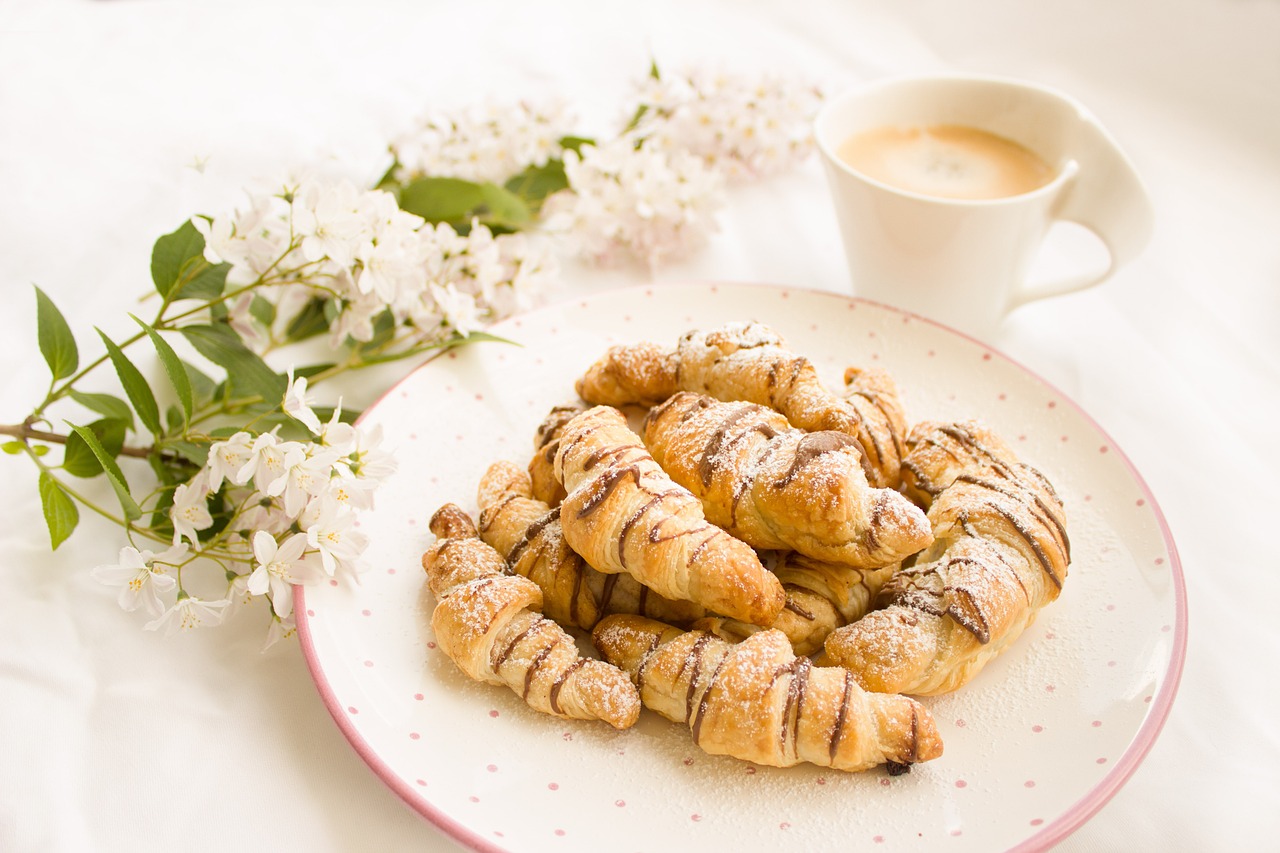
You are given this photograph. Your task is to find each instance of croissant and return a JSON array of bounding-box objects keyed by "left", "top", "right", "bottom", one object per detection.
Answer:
[
  {"left": 476, "top": 460, "right": 707, "bottom": 630},
  {"left": 593, "top": 615, "right": 943, "bottom": 773},
  {"left": 528, "top": 405, "right": 581, "bottom": 507},
  {"left": 643, "top": 392, "right": 931, "bottom": 567},
  {"left": 695, "top": 552, "right": 897, "bottom": 656},
  {"left": 421, "top": 503, "right": 641, "bottom": 729},
  {"left": 575, "top": 322, "right": 907, "bottom": 488},
  {"left": 823, "top": 421, "right": 1070, "bottom": 696},
  {"left": 554, "top": 406, "right": 786, "bottom": 626}
]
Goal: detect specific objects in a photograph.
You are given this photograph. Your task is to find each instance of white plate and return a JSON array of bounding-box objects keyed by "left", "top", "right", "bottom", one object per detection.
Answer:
[{"left": 297, "top": 282, "right": 1185, "bottom": 852}]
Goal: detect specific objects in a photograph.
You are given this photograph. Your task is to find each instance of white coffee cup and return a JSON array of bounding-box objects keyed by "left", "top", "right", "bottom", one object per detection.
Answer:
[{"left": 815, "top": 73, "right": 1153, "bottom": 340}]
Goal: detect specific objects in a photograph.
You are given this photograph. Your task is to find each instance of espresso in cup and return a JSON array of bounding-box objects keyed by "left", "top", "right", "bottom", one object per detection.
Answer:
[{"left": 837, "top": 124, "right": 1056, "bottom": 200}]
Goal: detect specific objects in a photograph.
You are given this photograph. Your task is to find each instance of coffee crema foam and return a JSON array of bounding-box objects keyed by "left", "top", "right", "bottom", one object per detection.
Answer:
[{"left": 837, "top": 124, "right": 1055, "bottom": 200}]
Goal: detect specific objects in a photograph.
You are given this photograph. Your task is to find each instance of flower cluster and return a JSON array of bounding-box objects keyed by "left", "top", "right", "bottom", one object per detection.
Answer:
[
  {"left": 388, "top": 100, "right": 576, "bottom": 184},
  {"left": 195, "top": 176, "right": 559, "bottom": 353},
  {"left": 541, "top": 137, "right": 725, "bottom": 267},
  {"left": 91, "top": 373, "right": 395, "bottom": 646},
  {"left": 627, "top": 67, "right": 824, "bottom": 181},
  {"left": 540, "top": 67, "right": 820, "bottom": 266}
]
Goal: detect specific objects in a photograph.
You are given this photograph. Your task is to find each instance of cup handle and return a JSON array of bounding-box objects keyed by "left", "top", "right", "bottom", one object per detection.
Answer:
[{"left": 1007, "top": 117, "right": 1154, "bottom": 310}]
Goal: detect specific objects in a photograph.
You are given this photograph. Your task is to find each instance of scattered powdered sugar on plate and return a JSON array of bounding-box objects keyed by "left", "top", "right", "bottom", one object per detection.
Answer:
[{"left": 297, "top": 283, "right": 1184, "bottom": 853}]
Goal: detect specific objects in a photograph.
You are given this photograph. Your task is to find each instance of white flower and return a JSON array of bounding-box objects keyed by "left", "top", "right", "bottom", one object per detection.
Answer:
[
  {"left": 543, "top": 137, "right": 724, "bottom": 266},
  {"left": 343, "top": 423, "right": 397, "bottom": 484},
  {"left": 244, "top": 433, "right": 306, "bottom": 497},
  {"left": 263, "top": 612, "right": 297, "bottom": 651},
  {"left": 226, "top": 292, "right": 269, "bottom": 352},
  {"left": 429, "top": 283, "right": 482, "bottom": 337},
  {"left": 283, "top": 368, "right": 323, "bottom": 434},
  {"left": 145, "top": 595, "right": 230, "bottom": 635},
  {"left": 207, "top": 431, "right": 256, "bottom": 492},
  {"left": 291, "top": 179, "right": 369, "bottom": 267},
  {"left": 627, "top": 67, "right": 823, "bottom": 181},
  {"left": 304, "top": 501, "right": 370, "bottom": 577},
  {"left": 91, "top": 544, "right": 186, "bottom": 617},
  {"left": 390, "top": 100, "right": 576, "bottom": 184},
  {"left": 248, "top": 531, "right": 311, "bottom": 619},
  {"left": 279, "top": 445, "right": 340, "bottom": 518},
  {"left": 170, "top": 481, "right": 214, "bottom": 546},
  {"left": 317, "top": 405, "right": 357, "bottom": 454}
]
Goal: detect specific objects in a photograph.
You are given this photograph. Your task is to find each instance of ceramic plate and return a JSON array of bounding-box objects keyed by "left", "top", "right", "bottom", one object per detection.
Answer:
[{"left": 297, "top": 282, "right": 1185, "bottom": 852}]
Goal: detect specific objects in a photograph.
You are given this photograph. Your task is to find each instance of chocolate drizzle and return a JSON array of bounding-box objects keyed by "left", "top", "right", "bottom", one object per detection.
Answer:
[
  {"left": 690, "top": 653, "right": 731, "bottom": 745},
  {"left": 522, "top": 641, "right": 556, "bottom": 699},
  {"left": 829, "top": 669, "right": 854, "bottom": 761},
  {"left": 549, "top": 658, "right": 587, "bottom": 714},
  {"left": 493, "top": 615, "right": 545, "bottom": 670},
  {"left": 679, "top": 634, "right": 713, "bottom": 722},
  {"left": 575, "top": 463, "right": 642, "bottom": 519},
  {"left": 776, "top": 432, "right": 860, "bottom": 488}
]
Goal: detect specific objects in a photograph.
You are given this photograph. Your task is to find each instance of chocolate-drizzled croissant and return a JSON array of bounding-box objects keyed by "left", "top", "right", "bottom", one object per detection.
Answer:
[
  {"left": 476, "top": 461, "right": 707, "bottom": 631},
  {"left": 554, "top": 406, "right": 786, "bottom": 626},
  {"left": 824, "top": 422, "right": 1070, "bottom": 696},
  {"left": 575, "top": 322, "right": 907, "bottom": 488},
  {"left": 528, "top": 405, "right": 581, "bottom": 508},
  {"left": 695, "top": 552, "right": 898, "bottom": 656},
  {"left": 421, "top": 504, "right": 641, "bottom": 729},
  {"left": 643, "top": 392, "right": 931, "bottom": 567},
  {"left": 593, "top": 615, "right": 943, "bottom": 773}
]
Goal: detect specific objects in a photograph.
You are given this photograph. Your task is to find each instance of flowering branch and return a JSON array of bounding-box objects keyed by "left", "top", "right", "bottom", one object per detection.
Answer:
[{"left": 5, "top": 59, "right": 821, "bottom": 648}]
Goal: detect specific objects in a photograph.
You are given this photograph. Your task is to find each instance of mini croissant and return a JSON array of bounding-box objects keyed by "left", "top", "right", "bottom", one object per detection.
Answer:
[
  {"left": 476, "top": 460, "right": 707, "bottom": 631},
  {"left": 694, "top": 552, "right": 897, "bottom": 656},
  {"left": 824, "top": 422, "right": 1070, "bottom": 696},
  {"left": 421, "top": 504, "right": 641, "bottom": 729},
  {"left": 643, "top": 392, "right": 932, "bottom": 567},
  {"left": 554, "top": 406, "right": 786, "bottom": 626},
  {"left": 575, "top": 322, "right": 908, "bottom": 488},
  {"left": 593, "top": 615, "right": 943, "bottom": 773},
  {"left": 479, "top": 460, "right": 879, "bottom": 655}
]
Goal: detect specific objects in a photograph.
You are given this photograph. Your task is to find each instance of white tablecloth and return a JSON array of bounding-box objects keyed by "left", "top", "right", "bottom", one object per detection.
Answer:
[{"left": 3, "top": 0, "right": 1277, "bottom": 849}]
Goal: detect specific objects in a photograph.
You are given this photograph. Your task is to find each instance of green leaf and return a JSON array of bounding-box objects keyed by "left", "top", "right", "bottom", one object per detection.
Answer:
[
  {"left": 478, "top": 182, "right": 532, "bottom": 229},
  {"left": 182, "top": 360, "right": 217, "bottom": 407},
  {"left": 294, "top": 363, "right": 336, "bottom": 380},
  {"left": 373, "top": 159, "right": 401, "bottom": 191},
  {"left": 63, "top": 421, "right": 141, "bottom": 521},
  {"left": 38, "top": 472, "right": 79, "bottom": 549},
  {"left": 63, "top": 417, "right": 127, "bottom": 478},
  {"left": 34, "top": 285, "right": 79, "bottom": 381},
  {"left": 398, "top": 176, "right": 487, "bottom": 224},
  {"left": 68, "top": 390, "right": 135, "bottom": 431},
  {"left": 283, "top": 297, "right": 332, "bottom": 344},
  {"left": 2, "top": 441, "right": 25, "bottom": 455},
  {"left": 166, "top": 440, "right": 209, "bottom": 467},
  {"left": 151, "top": 219, "right": 230, "bottom": 301},
  {"left": 131, "top": 316, "right": 193, "bottom": 425},
  {"left": 504, "top": 160, "right": 569, "bottom": 212},
  {"left": 249, "top": 295, "right": 276, "bottom": 327},
  {"left": 96, "top": 329, "right": 162, "bottom": 437},
  {"left": 179, "top": 323, "right": 285, "bottom": 404},
  {"left": 557, "top": 135, "right": 595, "bottom": 156}
]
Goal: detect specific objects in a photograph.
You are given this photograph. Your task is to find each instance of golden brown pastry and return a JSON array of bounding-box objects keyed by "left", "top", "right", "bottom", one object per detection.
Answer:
[
  {"left": 476, "top": 460, "right": 707, "bottom": 630},
  {"left": 421, "top": 503, "right": 641, "bottom": 729},
  {"left": 528, "top": 405, "right": 580, "bottom": 507},
  {"left": 823, "top": 421, "right": 1070, "bottom": 696},
  {"left": 554, "top": 406, "right": 786, "bottom": 626},
  {"left": 593, "top": 615, "right": 943, "bottom": 773},
  {"left": 643, "top": 392, "right": 931, "bottom": 567},
  {"left": 695, "top": 552, "right": 897, "bottom": 656},
  {"left": 575, "top": 322, "right": 907, "bottom": 488}
]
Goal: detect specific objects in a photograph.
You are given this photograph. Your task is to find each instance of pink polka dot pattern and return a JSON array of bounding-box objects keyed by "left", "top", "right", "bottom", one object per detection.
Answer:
[{"left": 295, "top": 284, "right": 1185, "bottom": 853}]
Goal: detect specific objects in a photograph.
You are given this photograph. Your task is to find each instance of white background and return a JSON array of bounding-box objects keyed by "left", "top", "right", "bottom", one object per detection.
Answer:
[{"left": 2, "top": 0, "right": 1277, "bottom": 849}]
